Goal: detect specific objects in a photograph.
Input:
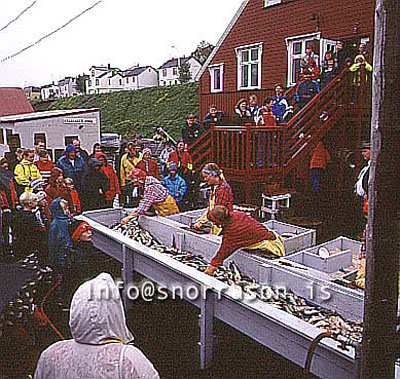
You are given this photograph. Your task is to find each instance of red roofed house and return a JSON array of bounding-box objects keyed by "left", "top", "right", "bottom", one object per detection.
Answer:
[
  {"left": 191, "top": 0, "right": 375, "bottom": 202},
  {"left": 0, "top": 88, "right": 34, "bottom": 117}
]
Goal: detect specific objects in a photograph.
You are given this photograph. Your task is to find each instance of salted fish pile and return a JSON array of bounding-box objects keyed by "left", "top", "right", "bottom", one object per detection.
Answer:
[{"left": 110, "top": 220, "right": 363, "bottom": 345}]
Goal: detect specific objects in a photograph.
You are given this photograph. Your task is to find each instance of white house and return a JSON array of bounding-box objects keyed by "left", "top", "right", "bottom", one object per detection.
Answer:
[
  {"left": 158, "top": 56, "right": 202, "bottom": 86},
  {"left": 41, "top": 83, "right": 60, "bottom": 100},
  {"left": 0, "top": 108, "right": 101, "bottom": 161},
  {"left": 123, "top": 66, "right": 158, "bottom": 90},
  {"left": 58, "top": 77, "right": 83, "bottom": 97},
  {"left": 86, "top": 65, "right": 124, "bottom": 94}
]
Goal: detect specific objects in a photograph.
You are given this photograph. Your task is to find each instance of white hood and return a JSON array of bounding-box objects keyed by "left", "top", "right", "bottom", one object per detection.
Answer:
[{"left": 69, "top": 272, "right": 134, "bottom": 345}]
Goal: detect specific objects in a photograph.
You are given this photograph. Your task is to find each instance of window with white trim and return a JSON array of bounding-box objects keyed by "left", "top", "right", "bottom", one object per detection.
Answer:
[
  {"left": 235, "top": 43, "right": 263, "bottom": 90},
  {"left": 264, "top": 0, "right": 281, "bottom": 6},
  {"left": 285, "top": 33, "right": 320, "bottom": 86},
  {"left": 208, "top": 64, "right": 224, "bottom": 93}
]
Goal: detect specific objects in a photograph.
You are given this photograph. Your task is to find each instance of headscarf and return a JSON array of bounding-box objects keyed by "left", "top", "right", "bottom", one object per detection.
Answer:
[
  {"left": 94, "top": 152, "right": 108, "bottom": 166},
  {"left": 129, "top": 168, "right": 147, "bottom": 181}
]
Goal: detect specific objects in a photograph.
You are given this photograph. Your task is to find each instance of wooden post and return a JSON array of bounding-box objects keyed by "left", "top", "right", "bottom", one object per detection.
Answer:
[
  {"left": 199, "top": 289, "right": 215, "bottom": 370},
  {"left": 245, "top": 126, "right": 252, "bottom": 203},
  {"left": 359, "top": 0, "right": 399, "bottom": 377},
  {"left": 122, "top": 245, "right": 135, "bottom": 310}
]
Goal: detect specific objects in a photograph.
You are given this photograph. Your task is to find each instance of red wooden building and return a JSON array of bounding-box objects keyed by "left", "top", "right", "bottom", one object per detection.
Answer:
[{"left": 190, "top": 0, "right": 375, "bottom": 203}]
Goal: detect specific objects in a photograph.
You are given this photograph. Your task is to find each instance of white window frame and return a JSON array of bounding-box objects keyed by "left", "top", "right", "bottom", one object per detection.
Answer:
[
  {"left": 285, "top": 32, "right": 321, "bottom": 87},
  {"left": 264, "top": 0, "right": 281, "bottom": 7},
  {"left": 235, "top": 42, "right": 263, "bottom": 90},
  {"left": 208, "top": 63, "right": 224, "bottom": 93}
]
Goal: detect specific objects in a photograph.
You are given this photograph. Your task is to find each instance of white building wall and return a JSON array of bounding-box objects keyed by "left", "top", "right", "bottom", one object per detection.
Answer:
[
  {"left": 188, "top": 58, "right": 202, "bottom": 82},
  {"left": 0, "top": 110, "right": 101, "bottom": 159},
  {"left": 41, "top": 85, "right": 60, "bottom": 99},
  {"left": 125, "top": 68, "right": 158, "bottom": 90},
  {"left": 158, "top": 59, "right": 201, "bottom": 86}
]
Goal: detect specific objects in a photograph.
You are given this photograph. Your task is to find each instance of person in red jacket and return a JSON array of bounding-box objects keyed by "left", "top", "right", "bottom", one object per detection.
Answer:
[
  {"left": 135, "top": 148, "right": 160, "bottom": 180},
  {"left": 310, "top": 142, "right": 331, "bottom": 192},
  {"left": 256, "top": 97, "right": 277, "bottom": 126},
  {"left": 45, "top": 167, "right": 67, "bottom": 205},
  {"left": 95, "top": 152, "right": 121, "bottom": 207},
  {"left": 168, "top": 140, "right": 193, "bottom": 183},
  {"left": 0, "top": 158, "right": 18, "bottom": 259},
  {"left": 64, "top": 178, "right": 81, "bottom": 216},
  {"left": 204, "top": 205, "right": 285, "bottom": 275}
]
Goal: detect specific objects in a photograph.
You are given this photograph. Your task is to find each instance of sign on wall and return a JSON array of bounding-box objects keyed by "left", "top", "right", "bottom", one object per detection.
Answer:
[{"left": 63, "top": 117, "right": 97, "bottom": 124}]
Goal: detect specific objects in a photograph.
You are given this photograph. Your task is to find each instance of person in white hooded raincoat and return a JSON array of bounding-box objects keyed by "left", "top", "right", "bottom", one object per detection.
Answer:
[{"left": 34, "top": 273, "right": 160, "bottom": 379}]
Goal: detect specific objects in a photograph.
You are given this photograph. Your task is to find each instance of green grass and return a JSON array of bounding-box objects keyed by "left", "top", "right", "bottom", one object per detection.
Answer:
[{"left": 33, "top": 83, "right": 199, "bottom": 139}]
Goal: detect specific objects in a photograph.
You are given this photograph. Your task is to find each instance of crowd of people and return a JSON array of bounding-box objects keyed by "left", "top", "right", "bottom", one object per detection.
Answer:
[{"left": 0, "top": 134, "right": 200, "bottom": 270}]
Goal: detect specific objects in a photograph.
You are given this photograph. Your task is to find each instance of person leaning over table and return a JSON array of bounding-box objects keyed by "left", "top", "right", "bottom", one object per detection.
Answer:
[
  {"left": 192, "top": 163, "right": 233, "bottom": 235},
  {"left": 204, "top": 205, "right": 286, "bottom": 276},
  {"left": 120, "top": 168, "right": 179, "bottom": 223}
]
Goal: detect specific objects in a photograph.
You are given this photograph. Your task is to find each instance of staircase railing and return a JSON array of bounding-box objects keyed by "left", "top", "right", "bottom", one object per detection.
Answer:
[
  {"left": 283, "top": 68, "right": 353, "bottom": 171},
  {"left": 190, "top": 66, "right": 371, "bottom": 182},
  {"left": 188, "top": 129, "right": 212, "bottom": 171}
]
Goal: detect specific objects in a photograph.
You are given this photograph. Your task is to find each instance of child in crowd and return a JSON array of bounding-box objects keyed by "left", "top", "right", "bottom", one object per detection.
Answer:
[
  {"left": 48, "top": 198, "right": 72, "bottom": 273},
  {"left": 64, "top": 178, "right": 81, "bottom": 216},
  {"left": 12, "top": 192, "right": 48, "bottom": 265},
  {"left": 247, "top": 95, "right": 259, "bottom": 125},
  {"left": 35, "top": 150, "right": 54, "bottom": 184},
  {"left": 256, "top": 98, "right": 277, "bottom": 126},
  {"left": 159, "top": 142, "right": 174, "bottom": 177}
]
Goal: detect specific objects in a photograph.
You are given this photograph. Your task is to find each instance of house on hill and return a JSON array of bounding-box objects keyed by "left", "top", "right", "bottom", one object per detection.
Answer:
[
  {"left": 41, "top": 83, "right": 61, "bottom": 100},
  {"left": 158, "top": 56, "right": 202, "bottom": 86},
  {"left": 190, "top": 0, "right": 375, "bottom": 202},
  {"left": 24, "top": 86, "right": 41, "bottom": 100},
  {"left": 123, "top": 66, "right": 158, "bottom": 90},
  {"left": 58, "top": 77, "right": 83, "bottom": 97},
  {"left": 87, "top": 65, "right": 124, "bottom": 94}
]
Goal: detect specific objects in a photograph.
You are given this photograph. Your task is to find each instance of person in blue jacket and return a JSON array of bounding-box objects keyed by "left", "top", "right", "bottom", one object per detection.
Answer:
[
  {"left": 272, "top": 84, "right": 293, "bottom": 124},
  {"left": 56, "top": 144, "right": 87, "bottom": 194},
  {"left": 161, "top": 162, "right": 187, "bottom": 204},
  {"left": 295, "top": 70, "right": 320, "bottom": 109},
  {"left": 48, "top": 198, "right": 72, "bottom": 273}
]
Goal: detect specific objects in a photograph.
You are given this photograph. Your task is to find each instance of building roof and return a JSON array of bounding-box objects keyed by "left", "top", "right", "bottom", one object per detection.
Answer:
[
  {"left": 195, "top": 0, "right": 249, "bottom": 80},
  {"left": 0, "top": 88, "right": 34, "bottom": 117},
  {"left": 159, "top": 57, "right": 191, "bottom": 69},
  {"left": 0, "top": 108, "right": 100, "bottom": 123},
  {"left": 123, "top": 66, "right": 151, "bottom": 77},
  {"left": 58, "top": 77, "right": 75, "bottom": 86}
]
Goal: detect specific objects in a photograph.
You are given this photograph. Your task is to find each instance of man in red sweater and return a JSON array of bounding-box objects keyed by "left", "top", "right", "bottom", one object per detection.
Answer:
[{"left": 204, "top": 206, "right": 285, "bottom": 276}]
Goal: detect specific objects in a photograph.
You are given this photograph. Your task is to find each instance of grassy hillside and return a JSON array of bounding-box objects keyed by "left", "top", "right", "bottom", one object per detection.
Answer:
[{"left": 33, "top": 82, "right": 199, "bottom": 139}]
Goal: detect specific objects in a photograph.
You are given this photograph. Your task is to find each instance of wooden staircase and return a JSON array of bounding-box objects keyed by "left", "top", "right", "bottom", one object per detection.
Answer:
[{"left": 189, "top": 68, "right": 372, "bottom": 202}]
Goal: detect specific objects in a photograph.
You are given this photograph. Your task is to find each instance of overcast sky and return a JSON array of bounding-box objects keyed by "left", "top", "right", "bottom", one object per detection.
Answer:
[{"left": 0, "top": 0, "right": 244, "bottom": 88}]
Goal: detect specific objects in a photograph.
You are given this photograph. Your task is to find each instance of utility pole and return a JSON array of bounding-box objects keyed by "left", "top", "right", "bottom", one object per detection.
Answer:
[{"left": 360, "top": 0, "right": 399, "bottom": 377}]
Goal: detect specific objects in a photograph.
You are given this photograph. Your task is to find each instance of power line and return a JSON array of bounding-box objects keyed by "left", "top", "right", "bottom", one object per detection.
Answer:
[
  {"left": 1, "top": 0, "right": 103, "bottom": 63},
  {"left": 0, "top": 1, "right": 37, "bottom": 33}
]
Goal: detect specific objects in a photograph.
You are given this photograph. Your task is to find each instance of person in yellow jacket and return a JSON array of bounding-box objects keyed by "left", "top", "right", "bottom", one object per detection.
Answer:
[
  {"left": 120, "top": 141, "right": 142, "bottom": 206},
  {"left": 14, "top": 149, "right": 42, "bottom": 195},
  {"left": 121, "top": 169, "right": 179, "bottom": 224},
  {"left": 349, "top": 54, "right": 372, "bottom": 86}
]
